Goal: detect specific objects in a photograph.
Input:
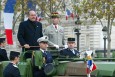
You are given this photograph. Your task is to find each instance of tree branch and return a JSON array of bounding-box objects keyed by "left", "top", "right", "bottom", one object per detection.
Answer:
[
  {"left": 98, "top": 18, "right": 104, "bottom": 27},
  {"left": 55, "top": 0, "right": 62, "bottom": 11},
  {"left": 110, "top": 18, "right": 114, "bottom": 34}
]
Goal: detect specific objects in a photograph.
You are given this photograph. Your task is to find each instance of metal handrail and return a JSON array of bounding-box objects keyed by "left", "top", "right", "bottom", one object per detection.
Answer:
[
  {"left": 56, "top": 58, "right": 115, "bottom": 62},
  {"left": 18, "top": 45, "right": 77, "bottom": 48}
]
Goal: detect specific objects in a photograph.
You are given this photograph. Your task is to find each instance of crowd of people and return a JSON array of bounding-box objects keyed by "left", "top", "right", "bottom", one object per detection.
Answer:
[{"left": 0, "top": 10, "right": 80, "bottom": 77}]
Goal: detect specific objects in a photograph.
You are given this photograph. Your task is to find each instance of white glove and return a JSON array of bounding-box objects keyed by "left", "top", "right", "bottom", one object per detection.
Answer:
[
  {"left": 64, "top": 45, "right": 68, "bottom": 49},
  {"left": 54, "top": 44, "right": 59, "bottom": 49}
]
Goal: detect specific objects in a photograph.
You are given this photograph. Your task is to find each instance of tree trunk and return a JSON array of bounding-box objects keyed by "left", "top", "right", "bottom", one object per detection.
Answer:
[
  {"left": 107, "top": 33, "right": 111, "bottom": 58},
  {"left": 107, "top": 14, "right": 111, "bottom": 58}
]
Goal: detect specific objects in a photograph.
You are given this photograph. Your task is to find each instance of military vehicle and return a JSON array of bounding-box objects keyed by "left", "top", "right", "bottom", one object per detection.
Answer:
[{"left": 0, "top": 50, "right": 115, "bottom": 77}]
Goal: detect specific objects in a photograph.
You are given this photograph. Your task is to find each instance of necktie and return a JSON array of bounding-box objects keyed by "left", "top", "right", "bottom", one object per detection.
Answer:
[
  {"left": 55, "top": 25, "right": 57, "bottom": 29},
  {"left": 44, "top": 51, "right": 47, "bottom": 56},
  {"left": 70, "top": 49, "right": 75, "bottom": 54}
]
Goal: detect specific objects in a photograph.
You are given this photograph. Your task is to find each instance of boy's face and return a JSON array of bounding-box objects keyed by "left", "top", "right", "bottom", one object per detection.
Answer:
[
  {"left": 0, "top": 40, "right": 6, "bottom": 48},
  {"left": 14, "top": 57, "right": 20, "bottom": 64},
  {"left": 39, "top": 42, "right": 48, "bottom": 50}
]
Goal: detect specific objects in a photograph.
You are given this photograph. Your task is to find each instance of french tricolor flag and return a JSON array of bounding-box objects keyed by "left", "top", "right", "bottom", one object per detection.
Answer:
[
  {"left": 66, "top": 9, "right": 71, "bottom": 20},
  {"left": 36, "top": 12, "right": 43, "bottom": 22},
  {"left": 4, "top": 0, "right": 16, "bottom": 45},
  {"left": 36, "top": 15, "right": 42, "bottom": 22},
  {"left": 86, "top": 50, "right": 97, "bottom": 77},
  {"left": 66, "top": 9, "right": 74, "bottom": 20}
]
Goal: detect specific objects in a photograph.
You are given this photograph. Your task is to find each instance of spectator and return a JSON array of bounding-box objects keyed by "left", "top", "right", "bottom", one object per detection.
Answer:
[
  {"left": 0, "top": 38, "right": 9, "bottom": 62},
  {"left": 60, "top": 37, "right": 80, "bottom": 58},
  {"left": 3, "top": 51, "right": 21, "bottom": 77}
]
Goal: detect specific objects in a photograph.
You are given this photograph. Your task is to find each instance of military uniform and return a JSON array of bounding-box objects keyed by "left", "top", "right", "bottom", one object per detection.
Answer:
[
  {"left": 60, "top": 48, "right": 80, "bottom": 58},
  {"left": 44, "top": 12, "right": 65, "bottom": 47},
  {"left": 42, "top": 50, "right": 53, "bottom": 64},
  {"left": 44, "top": 24, "right": 64, "bottom": 46},
  {"left": 60, "top": 37, "right": 80, "bottom": 58},
  {"left": 3, "top": 51, "right": 20, "bottom": 77},
  {"left": 0, "top": 48, "right": 9, "bottom": 62},
  {"left": 33, "top": 50, "right": 53, "bottom": 77},
  {"left": 3, "top": 62, "right": 21, "bottom": 77},
  {"left": 33, "top": 36, "right": 53, "bottom": 77}
]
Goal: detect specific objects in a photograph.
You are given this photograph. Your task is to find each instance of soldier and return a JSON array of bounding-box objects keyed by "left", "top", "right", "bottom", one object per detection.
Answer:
[
  {"left": 33, "top": 36, "right": 53, "bottom": 77},
  {"left": 0, "top": 38, "right": 9, "bottom": 62},
  {"left": 3, "top": 51, "right": 21, "bottom": 77},
  {"left": 60, "top": 37, "right": 80, "bottom": 58},
  {"left": 44, "top": 12, "right": 65, "bottom": 48}
]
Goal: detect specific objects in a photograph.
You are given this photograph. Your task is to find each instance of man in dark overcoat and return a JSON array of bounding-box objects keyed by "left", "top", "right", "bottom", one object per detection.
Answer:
[{"left": 17, "top": 10, "right": 43, "bottom": 58}]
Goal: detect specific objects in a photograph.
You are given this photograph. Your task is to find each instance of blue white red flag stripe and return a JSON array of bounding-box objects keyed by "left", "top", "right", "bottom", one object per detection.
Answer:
[
  {"left": 86, "top": 51, "right": 97, "bottom": 77},
  {"left": 36, "top": 16, "right": 41, "bottom": 21},
  {"left": 4, "top": 0, "right": 16, "bottom": 45},
  {"left": 36, "top": 12, "right": 43, "bottom": 22},
  {"left": 66, "top": 9, "right": 71, "bottom": 20},
  {"left": 4, "top": 0, "right": 16, "bottom": 13},
  {"left": 87, "top": 60, "right": 97, "bottom": 74},
  {"left": 66, "top": 9, "right": 74, "bottom": 20}
]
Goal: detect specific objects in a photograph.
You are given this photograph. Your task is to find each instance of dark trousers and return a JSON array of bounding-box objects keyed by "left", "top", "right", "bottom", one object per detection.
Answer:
[{"left": 33, "top": 66, "right": 48, "bottom": 77}]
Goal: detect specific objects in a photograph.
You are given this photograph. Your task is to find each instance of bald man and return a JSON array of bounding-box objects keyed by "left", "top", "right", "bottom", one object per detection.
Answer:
[{"left": 17, "top": 10, "right": 43, "bottom": 58}]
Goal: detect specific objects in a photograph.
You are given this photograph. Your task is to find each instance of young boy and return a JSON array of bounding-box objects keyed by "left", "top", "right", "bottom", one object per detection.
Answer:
[
  {"left": 0, "top": 38, "right": 9, "bottom": 62},
  {"left": 33, "top": 36, "right": 53, "bottom": 77},
  {"left": 3, "top": 51, "right": 21, "bottom": 77}
]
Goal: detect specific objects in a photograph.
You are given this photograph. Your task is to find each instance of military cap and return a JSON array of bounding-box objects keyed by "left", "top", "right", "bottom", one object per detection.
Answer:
[
  {"left": 51, "top": 12, "right": 60, "bottom": 18},
  {"left": 67, "top": 37, "right": 75, "bottom": 42},
  {"left": 0, "top": 38, "right": 5, "bottom": 44},
  {"left": 37, "top": 36, "right": 48, "bottom": 43},
  {"left": 10, "top": 51, "right": 20, "bottom": 57}
]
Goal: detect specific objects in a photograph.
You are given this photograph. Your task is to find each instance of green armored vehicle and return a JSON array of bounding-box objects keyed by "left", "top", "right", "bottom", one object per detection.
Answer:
[{"left": 1, "top": 51, "right": 115, "bottom": 77}]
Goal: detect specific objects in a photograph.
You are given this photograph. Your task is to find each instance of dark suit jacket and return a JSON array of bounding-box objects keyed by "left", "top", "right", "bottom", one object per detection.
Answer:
[
  {"left": 3, "top": 63, "right": 21, "bottom": 77},
  {"left": 60, "top": 48, "right": 80, "bottom": 58},
  {"left": 17, "top": 19, "right": 43, "bottom": 51},
  {"left": 0, "top": 48, "right": 9, "bottom": 62}
]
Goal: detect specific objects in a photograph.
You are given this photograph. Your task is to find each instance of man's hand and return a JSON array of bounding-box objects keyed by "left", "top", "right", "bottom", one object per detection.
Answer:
[
  {"left": 54, "top": 44, "right": 59, "bottom": 49},
  {"left": 24, "top": 44, "right": 30, "bottom": 48}
]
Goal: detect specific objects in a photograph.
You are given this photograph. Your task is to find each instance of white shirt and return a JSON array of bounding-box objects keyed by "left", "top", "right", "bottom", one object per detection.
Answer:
[
  {"left": 0, "top": 47, "right": 5, "bottom": 49},
  {"left": 53, "top": 24, "right": 58, "bottom": 29},
  {"left": 70, "top": 49, "right": 75, "bottom": 54},
  {"left": 11, "top": 62, "right": 18, "bottom": 68},
  {"left": 40, "top": 48, "right": 47, "bottom": 53}
]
